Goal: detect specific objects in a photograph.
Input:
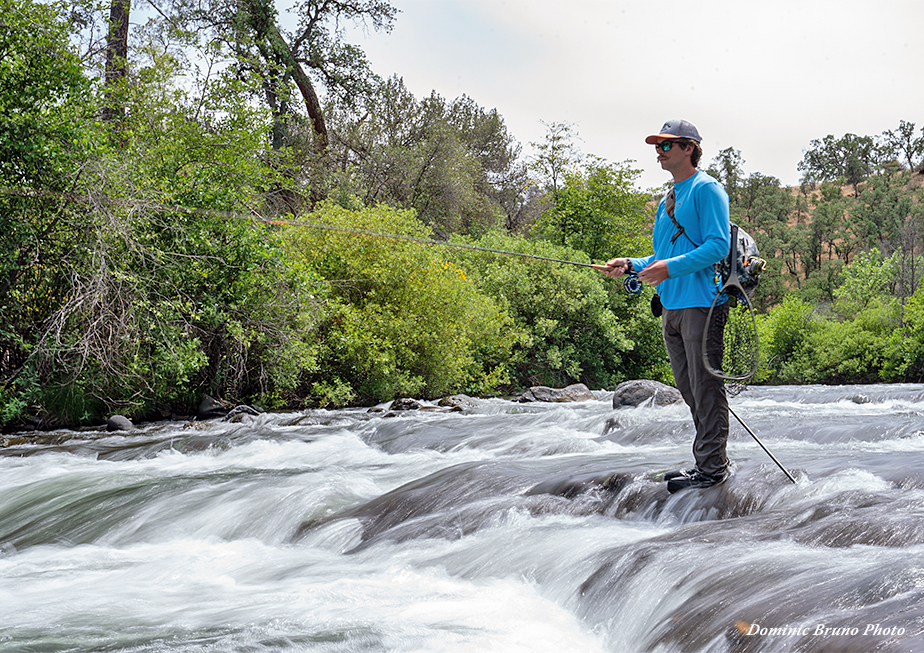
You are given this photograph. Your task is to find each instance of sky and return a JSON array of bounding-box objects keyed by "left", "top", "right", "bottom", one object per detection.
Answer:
[{"left": 337, "top": 0, "right": 923, "bottom": 191}]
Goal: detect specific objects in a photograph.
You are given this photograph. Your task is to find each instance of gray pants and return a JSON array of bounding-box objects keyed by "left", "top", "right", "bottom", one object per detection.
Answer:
[{"left": 662, "top": 305, "right": 729, "bottom": 477}]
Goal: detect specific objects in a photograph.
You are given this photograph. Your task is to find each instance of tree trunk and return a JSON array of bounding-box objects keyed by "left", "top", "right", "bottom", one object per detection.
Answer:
[
  {"left": 102, "top": 0, "right": 130, "bottom": 122},
  {"left": 264, "top": 22, "right": 328, "bottom": 153}
]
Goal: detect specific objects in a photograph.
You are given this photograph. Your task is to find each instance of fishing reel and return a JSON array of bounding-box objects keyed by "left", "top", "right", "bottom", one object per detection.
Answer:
[{"left": 623, "top": 273, "right": 643, "bottom": 296}]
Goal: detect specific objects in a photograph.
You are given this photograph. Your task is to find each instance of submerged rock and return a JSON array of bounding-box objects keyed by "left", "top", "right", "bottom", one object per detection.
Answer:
[
  {"left": 611, "top": 380, "right": 682, "bottom": 409},
  {"left": 221, "top": 404, "right": 264, "bottom": 423}
]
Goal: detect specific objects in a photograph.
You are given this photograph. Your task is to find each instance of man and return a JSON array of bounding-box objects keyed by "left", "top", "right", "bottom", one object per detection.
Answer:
[{"left": 596, "top": 120, "right": 731, "bottom": 492}]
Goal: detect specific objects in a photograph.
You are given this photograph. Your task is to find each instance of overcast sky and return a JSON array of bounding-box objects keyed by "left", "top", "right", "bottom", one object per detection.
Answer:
[{"left": 340, "top": 0, "right": 922, "bottom": 191}]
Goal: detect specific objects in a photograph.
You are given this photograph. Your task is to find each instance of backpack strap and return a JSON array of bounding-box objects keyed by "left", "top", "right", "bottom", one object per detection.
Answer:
[{"left": 665, "top": 188, "right": 696, "bottom": 246}]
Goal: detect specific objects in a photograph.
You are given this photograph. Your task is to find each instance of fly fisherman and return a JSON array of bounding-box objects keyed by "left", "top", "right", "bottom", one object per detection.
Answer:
[{"left": 596, "top": 120, "right": 731, "bottom": 492}]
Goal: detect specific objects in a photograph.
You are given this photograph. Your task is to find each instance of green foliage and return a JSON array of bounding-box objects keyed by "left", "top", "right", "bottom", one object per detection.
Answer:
[
  {"left": 327, "top": 77, "right": 526, "bottom": 235},
  {"left": 528, "top": 121, "right": 582, "bottom": 196},
  {"left": 797, "top": 300, "right": 900, "bottom": 384},
  {"left": 532, "top": 158, "right": 652, "bottom": 262},
  {"left": 0, "top": 0, "right": 99, "bottom": 426},
  {"left": 285, "top": 202, "right": 515, "bottom": 405},
  {"left": 0, "top": 0, "right": 94, "bottom": 186},
  {"left": 832, "top": 248, "right": 899, "bottom": 318},
  {"left": 759, "top": 272, "right": 904, "bottom": 385},
  {"left": 455, "top": 231, "right": 668, "bottom": 389},
  {"left": 849, "top": 172, "right": 916, "bottom": 252},
  {"left": 798, "top": 133, "right": 889, "bottom": 195},
  {"left": 757, "top": 295, "right": 818, "bottom": 384},
  {"left": 881, "top": 120, "right": 924, "bottom": 173},
  {"left": 886, "top": 283, "right": 924, "bottom": 381}
]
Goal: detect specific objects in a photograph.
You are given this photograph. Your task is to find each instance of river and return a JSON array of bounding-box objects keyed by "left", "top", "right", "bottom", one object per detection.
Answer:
[{"left": 2, "top": 384, "right": 923, "bottom": 652}]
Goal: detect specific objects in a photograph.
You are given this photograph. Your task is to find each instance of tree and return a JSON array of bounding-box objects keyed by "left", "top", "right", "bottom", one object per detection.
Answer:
[
  {"left": 798, "top": 133, "right": 890, "bottom": 196},
  {"left": 533, "top": 158, "right": 650, "bottom": 261},
  {"left": 1, "top": 0, "right": 96, "bottom": 425},
  {"left": 882, "top": 120, "right": 924, "bottom": 173},
  {"left": 327, "top": 77, "right": 525, "bottom": 235},
  {"left": 730, "top": 173, "right": 794, "bottom": 309},
  {"left": 706, "top": 147, "right": 745, "bottom": 203},
  {"left": 850, "top": 171, "right": 914, "bottom": 254},
  {"left": 807, "top": 182, "right": 851, "bottom": 271},
  {"left": 101, "top": 0, "right": 130, "bottom": 121},
  {"left": 528, "top": 121, "right": 582, "bottom": 199},
  {"left": 177, "top": 0, "right": 398, "bottom": 156}
]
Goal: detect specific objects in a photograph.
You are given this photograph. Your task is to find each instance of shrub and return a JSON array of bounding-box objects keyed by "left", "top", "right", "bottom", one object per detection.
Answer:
[
  {"left": 285, "top": 202, "right": 515, "bottom": 405},
  {"left": 455, "top": 231, "right": 665, "bottom": 389}
]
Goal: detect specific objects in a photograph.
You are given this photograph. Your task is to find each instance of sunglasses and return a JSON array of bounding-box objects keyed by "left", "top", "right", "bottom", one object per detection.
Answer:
[{"left": 655, "top": 141, "right": 682, "bottom": 152}]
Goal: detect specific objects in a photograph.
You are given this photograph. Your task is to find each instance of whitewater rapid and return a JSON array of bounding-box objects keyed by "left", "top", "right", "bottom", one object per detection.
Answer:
[{"left": 2, "top": 384, "right": 923, "bottom": 652}]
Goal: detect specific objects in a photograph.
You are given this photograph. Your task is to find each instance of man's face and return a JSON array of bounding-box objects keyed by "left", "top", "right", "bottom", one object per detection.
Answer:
[{"left": 655, "top": 139, "right": 690, "bottom": 172}]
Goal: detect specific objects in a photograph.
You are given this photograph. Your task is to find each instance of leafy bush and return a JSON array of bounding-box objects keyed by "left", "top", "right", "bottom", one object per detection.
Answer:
[
  {"left": 455, "top": 231, "right": 667, "bottom": 389},
  {"left": 285, "top": 202, "right": 515, "bottom": 405},
  {"left": 757, "top": 295, "right": 818, "bottom": 384}
]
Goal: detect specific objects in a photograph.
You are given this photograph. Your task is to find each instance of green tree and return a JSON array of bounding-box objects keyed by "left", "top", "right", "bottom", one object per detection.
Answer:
[
  {"left": 757, "top": 295, "right": 819, "bottom": 384},
  {"left": 195, "top": 0, "right": 397, "bottom": 152},
  {"left": 832, "top": 248, "right": 900, "bottom": 318},
  {"left": 454, "top": 231, "right": 668, "bottom": 389},
  {"left": 887, "top": 282, "right": 924, "bottom": 380},
  {"left": 798, "top": 133, "right": 890, "bottom": 197},
  {"left": 0, "top": 0, "right": 97, "bottom": 426},
  {"left": 706, "top": 147, "right": 745, "bottom": 203},
  {"left": 850, "top": 171, "right": 916, "bottom": 254},
  {"left": 882, "top": 120, "right": 924, "bottom": 173},
  {"left": 533, "top": 157, "right": 651, "bottom": 261},
  {"left": 528, "top": 121, "right": 582, "bottom": 201},
  {"left": 328, "top": 77, "right": 526, "bottom": 235}
]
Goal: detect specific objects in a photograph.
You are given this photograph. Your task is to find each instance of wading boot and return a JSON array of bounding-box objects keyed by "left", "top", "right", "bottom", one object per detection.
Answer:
[
  {"left": 667, "top": 471, "right": 726, "bottom": 494},
  {"left": 663, "top": 467, "right": 697, "bottom": 482}
]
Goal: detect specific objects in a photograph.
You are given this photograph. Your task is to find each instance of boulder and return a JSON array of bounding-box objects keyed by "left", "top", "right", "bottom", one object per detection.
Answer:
[
  {"left": 221, "top": 404, "right": 264, "bottom": 423},
  {"left": 612, "top": 380, "right": 682, "bottom": 409},
  {"left": 438, "top": 394, "right": 477, "bottom": 410},
  {"left": 197, "top": 395, "right": 229, "bottom": 420},
  {"left": 390, "top": 398, "right": 422, "bottom": 411},
  {"left": 106, "top": 415, "right": 135, "bottom": 432},
  {"left": 518, "top": 383, "right": 594, "bottom": 403}
]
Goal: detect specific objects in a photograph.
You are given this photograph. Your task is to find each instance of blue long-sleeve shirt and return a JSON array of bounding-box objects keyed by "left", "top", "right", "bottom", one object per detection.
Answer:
[{"left": 630, "top": 171, "right": 730, "bottom": 310}]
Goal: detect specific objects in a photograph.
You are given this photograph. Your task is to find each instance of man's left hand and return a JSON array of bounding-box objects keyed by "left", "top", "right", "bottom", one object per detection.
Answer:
[{"left": 637, "top": 260, "right": 669, "bottom": 286}]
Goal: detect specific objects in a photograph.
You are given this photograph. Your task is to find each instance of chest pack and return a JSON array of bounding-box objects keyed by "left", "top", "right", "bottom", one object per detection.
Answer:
[{"left": 665, "top": 188, "right": 765, "bottom": 295}]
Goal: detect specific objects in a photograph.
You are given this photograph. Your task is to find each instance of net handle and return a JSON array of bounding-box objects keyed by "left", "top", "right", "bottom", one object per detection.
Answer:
[{"left": 702, "top": 224, "right": 759, "bottom": 382}]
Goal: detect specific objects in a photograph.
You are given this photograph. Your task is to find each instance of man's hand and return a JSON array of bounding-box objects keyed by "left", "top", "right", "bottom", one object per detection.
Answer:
[
  {"left": 592, "top": 257, "right": 630, "bottom": 278},
  {"left": 637, "top": 260, "right": 669, "bottom": 286}
]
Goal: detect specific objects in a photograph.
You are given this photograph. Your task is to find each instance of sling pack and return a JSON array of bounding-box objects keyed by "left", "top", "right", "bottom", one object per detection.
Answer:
[{"left": 664, "top": 188, "right": 765, "bottom": 296}]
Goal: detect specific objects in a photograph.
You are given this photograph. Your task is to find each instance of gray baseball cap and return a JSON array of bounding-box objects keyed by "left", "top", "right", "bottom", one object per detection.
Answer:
[{"left": 645, "top": 119, "right": 702, "bottom": 144}]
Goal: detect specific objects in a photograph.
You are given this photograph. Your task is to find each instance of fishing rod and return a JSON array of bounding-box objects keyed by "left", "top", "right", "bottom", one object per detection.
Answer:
[
  {"left": 0, "top": 185, "right": 606, "bottom": 270},
  {"left": 265, "top": 217, "right": 600, "bottom": 269},
  {"left": 263, "top": 219, "right": 657, "bottom": 296}
]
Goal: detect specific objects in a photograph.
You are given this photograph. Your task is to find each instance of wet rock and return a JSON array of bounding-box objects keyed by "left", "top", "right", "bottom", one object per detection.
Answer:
[
  {"left": 438, "top": 394, "right": 477, "bottom": 410},
  {"left": 197, "top": 395, "right": 228, "bottom": 420},
  {"left": 106, "top": 415, "right": 134, "bottom": 432},
  {"left": 612, "top": 380, "right": 682, "bottom": 409},
  {"left": 602, "top": 417, "right": 622, "bottom": 435},
  {"left": 390, "top": 398, "right": 422, "bottom": 411},
  {"left": 221, "top": 404, "right": 263, "bottom": 423},
  {"left": 518, "top": 383, "right": 594, "bottom": 403}
]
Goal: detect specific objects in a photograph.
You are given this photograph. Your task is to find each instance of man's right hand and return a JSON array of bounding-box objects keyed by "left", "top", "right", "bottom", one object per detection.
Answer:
[{"left": 591, "top": 258, "right": 630, "bottom": 278}]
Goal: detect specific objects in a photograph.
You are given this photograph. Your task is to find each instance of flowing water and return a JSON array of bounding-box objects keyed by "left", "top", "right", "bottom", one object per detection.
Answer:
[{"left": 3, "top": 384, "right": 924, "bottom": 652}]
